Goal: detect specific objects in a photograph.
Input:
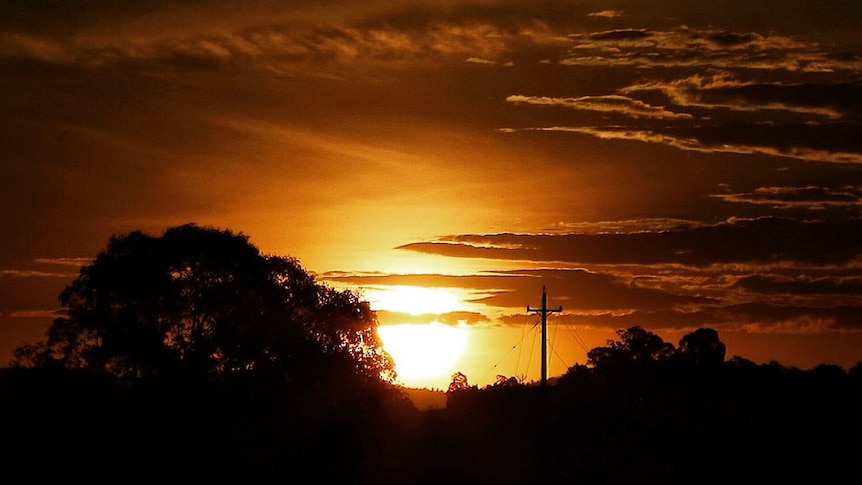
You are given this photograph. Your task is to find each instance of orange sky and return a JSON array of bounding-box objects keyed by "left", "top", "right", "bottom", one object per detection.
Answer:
[{"left": 2, "top": 1, "right": 862, "bottom": 389}]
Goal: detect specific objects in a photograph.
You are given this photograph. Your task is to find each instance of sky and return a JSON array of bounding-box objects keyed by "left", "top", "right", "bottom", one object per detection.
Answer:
[{"left": 2, "top": 0, "right": 862, "bottom": 389}]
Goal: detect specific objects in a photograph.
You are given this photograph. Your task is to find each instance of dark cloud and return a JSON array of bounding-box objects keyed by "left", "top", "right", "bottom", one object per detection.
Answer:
[
  {"left": 329, "top": 268, "right": 713, "bottom": 315},
  {"left": 562, "top": 26, "right": 861, "bottom": 73},
  {"left": 624, "top": 76, "right": 862, "bottom": 121},
  {"left": 516, "top": 124, "right": 862, "bottom": 165},
  {"left": 697, "top": 81, "right": 862, "bottom": 119},
  {"left": 713, "top": 302, "right": 862, "bottom": 332},
  {"left": 548, "top": 302, "right": 862, "bottom": 333},
  {"left": 713, "top": 186, "right": 862, "bottom": 210},
  {"left": 705, "top": 31, "right": 759, "bottom": 47},
  {"left": 588, "top": 29, "right": 651, "bottom": 41},
  {"left": 398, "top": 218, "right": 862, "bottom": 267},
  {"left": 669, "top": 122, "right": 862, "bottom": 159},
  {"left": 733, "top": 275, "right": 862, "bottom": 296}
]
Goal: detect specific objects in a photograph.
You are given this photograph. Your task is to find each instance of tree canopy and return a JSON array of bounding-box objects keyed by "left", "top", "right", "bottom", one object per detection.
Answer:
[
  {"left": 13, "top": 224, "right": 395, "bottom": 386},
  {"left": 586, "top": 325, "right": 677, "bottom": 369}
]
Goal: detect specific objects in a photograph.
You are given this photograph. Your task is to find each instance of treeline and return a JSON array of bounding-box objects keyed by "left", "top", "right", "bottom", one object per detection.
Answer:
[
  {"left": 3, "top": 326, "right": 860, "bottom": 483},
  {"left": 434, "top": 326, "right": 862, "bottom": 483}
]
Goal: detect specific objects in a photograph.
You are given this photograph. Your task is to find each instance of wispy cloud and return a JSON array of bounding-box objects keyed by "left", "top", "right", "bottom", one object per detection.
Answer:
[
  {"left": 33, "top": 257, "right": 92, "bottom": 267},
  {"left": 330, "top": 264, "right": 862, "bottom": 335},
  {"left": 0, "top": 258, "right": 89, "bottom": 278},
  {"left": 504, "top": 126, "right": 862, "bottom": 164},
  {"left": 0, "top": 269, "right": 69, "bottom": 278},
  {"left": 399, "top": 217, "right": 862, "bottom": 267},
  {"left": 0, "top": 17, "right": 533, "bottom": 77},
  {"left": 713, "top": 186, "right": 862, "bottom": 210},
  {"left": 6, "top": 309, "right": 64, "bottom": 319},
  {"left": 376, "top": 309, "right": 489, "bottom": 326},
  {"left": 621, "top": 73, "right": 856, "bottom": 120},
  {"left": 561, "top": 26, "right": 860, "bottom": 74},
  {"left": 587, "top": 10, "right": 624, "bottom": 19},
  {"left": 733, "top": 274, "right": 862, "bottom": 296},
  {"left": 506, "top": 94, "right": 693, "bottom": 119}
]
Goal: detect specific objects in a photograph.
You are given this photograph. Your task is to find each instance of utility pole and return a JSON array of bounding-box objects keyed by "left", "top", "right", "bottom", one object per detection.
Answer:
[{"left": 527, "top": 285, "right": 562, "bottom": 387}]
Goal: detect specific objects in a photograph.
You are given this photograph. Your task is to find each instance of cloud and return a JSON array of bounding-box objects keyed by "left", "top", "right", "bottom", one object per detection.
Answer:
[
  {"left": 550, "top": 303, "right": 862, "bottom": 334},
  {"left": 561, "top": 26, "right": 862, "bottom": 74},
  {"left": 33, "top": 257, "right": 92, "bottom": 267},
  {"left": 374, "top": 309, "right": 490, "bottom": 327},
  {"left": 0, "top": 257, "right": 90, "bottom": 278},
  {"left": 329, "top": 268, "right": 712, "bottom": 313},
  {"left": 333, "top": 264, "right": 862, "bottom": 336},
  {"left": 0, "top": 32, "right": 75, "bottom": 64},
  {"left": 507, "top": 126, "right": 862, "bottom": 164},
  {"left": 733, "top": 275, "right": 862, "bottom": 296},
  {"left": 550, "top": 219, "right": 709, "bottom": 234},
  {"left": 398, "top": 218, "right": 862, "bottom": 267},
  {"left": 0, "top": 9, "right": 550, "bottom": 77},
  {"left": 6, "top": 309, "right": 64, "bottom": 319},
  {"left": 466, "top": 57, "right": 496, "bottom": 65},
  {"left": 0, "top": 269, "right": 71, "bottom": 278},
  {"left": 712, "top": 186, "right": 862, "bottom": 210},
  {"left": 587, "top": 10, "right": 624, "bottom": 19},
  {"left": 588, "top": 29, "right": 651, "bottom": 42},
  {"left": 506, "top": 94, "right": 693, "bottom": 119},
  {"left": 621, "top": 73, "right": 859, "bottom": 120}
]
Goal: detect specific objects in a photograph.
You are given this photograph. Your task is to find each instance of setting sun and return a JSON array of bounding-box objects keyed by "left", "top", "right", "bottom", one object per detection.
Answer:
[
  {"left": 378, "top": 322, "right": 469, "bottom": 389},
  {"left": 364, "top": 285, "right": 465, "bottom": 315}
]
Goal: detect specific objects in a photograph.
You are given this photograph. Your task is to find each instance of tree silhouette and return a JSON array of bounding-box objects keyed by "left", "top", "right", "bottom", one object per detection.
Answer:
[
  {"left": 677, "top": 327, "right": 726, "bottom": 365},
  {"left": 447, "top": 371, "right": 473, "bottom": 392},
  {"left": 586, "top": 326, "right": 675, "bottom": 369},
  {"left": 13, "top": 224, "right": 395, "bottom": 386},
  {"left": 492, "top": 374, "right": 522, "bottom": 387}
]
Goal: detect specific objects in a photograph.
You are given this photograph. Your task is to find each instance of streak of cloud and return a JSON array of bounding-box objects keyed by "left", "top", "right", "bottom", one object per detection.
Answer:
[
  {"left": 506, "top": 126, "right": 862, "bottom": 165},
  {"left": 587, "top": 10, "right": 624, "bottom": 19},
  {"left": 399, "top": 218, "right": 862, "bottom": 267},
  {"left": 713, "top": 186, "right": 862, "bottom": 210},
  {"left": 506, "top": 94, "right": 693, "bottom": 120},
  {"left": 622, "top": 74, "right": 859, "bottom": 120}
]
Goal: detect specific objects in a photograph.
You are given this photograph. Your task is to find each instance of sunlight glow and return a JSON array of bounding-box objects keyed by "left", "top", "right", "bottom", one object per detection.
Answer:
[
  {"left": 365, "top": 285, "right": 465, "bottom": 315},
  {"left": 378, "top": 322, "right": 469, "bottom": 388}
]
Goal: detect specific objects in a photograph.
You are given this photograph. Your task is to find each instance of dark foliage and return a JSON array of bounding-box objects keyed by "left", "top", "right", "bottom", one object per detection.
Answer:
[
  {"left": 13, "top": 223, "right": 395, "bottom": 386},
  {"left": 439, "top": 327, "right": 862, "bottom": 484}
]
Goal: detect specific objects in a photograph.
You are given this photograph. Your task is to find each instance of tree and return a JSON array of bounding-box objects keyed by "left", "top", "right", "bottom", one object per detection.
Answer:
[
  {"left": 491, "top": 374, "right": 522, "bottom": 387},
  {"left": 447, "top": 371, "right": 473, "bottom": 393},
  {"left": 13, "top": 224, "right": 395, "bottom": 385},
  {"left": 677, "top": 327, "right": 726, "bottom": 366},
  {"left": 587, "top": 326, "right": 675, "bottom": 369}
]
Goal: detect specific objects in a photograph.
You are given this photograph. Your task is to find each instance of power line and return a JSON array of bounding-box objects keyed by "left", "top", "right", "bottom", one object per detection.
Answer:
[{"left": 478, "top": 315, "right": 538, "bottom": 384}]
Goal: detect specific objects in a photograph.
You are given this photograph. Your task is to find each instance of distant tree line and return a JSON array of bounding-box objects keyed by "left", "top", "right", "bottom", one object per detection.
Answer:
[{"left": 441, "top": 325, "right": 862, "bottom": 484}]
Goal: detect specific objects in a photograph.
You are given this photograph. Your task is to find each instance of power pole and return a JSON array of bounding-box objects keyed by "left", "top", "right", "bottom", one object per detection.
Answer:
[{"left": 527, "top": 285, "right": 562, "bottom": 387}]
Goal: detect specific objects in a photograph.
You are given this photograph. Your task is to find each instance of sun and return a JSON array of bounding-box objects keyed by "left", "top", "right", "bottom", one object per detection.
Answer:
[
  {"left": 364, "top": 285, "right": 465, "bottom": 315},
  {"left": 363, "top": 285, "right": 473, "bottom": 388},
  {"left": 377, "top": 322, "right": 469, "bottom": 389}
]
